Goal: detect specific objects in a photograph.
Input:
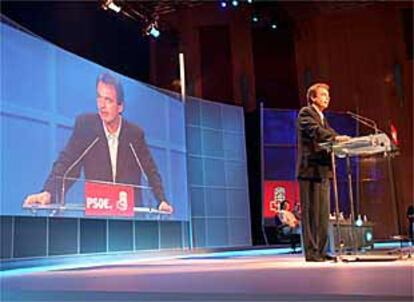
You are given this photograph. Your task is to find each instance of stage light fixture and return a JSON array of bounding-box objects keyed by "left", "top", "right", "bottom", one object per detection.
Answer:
[
  {"left": 247, "top": 0, "right": 253, "bottom": 3},
  {"left": 355, "top": 215, "right": 363, "bottom": 227},
  {"left": 101, "top": 0, "right": 121, "bottom": 13},
  {"left": 365, "top": 231, "right": 373, "bottom": 242},
  {"left": 232, "top": 0, "right": 239, "bottom": 7},
  {"left": 220, "top": 1, "right": 228, "bottom": 8},
  {"left": 145, "top": 21, "right": 160, "bottom": 38},
  {"left": 252, "top": 15, "right": 259, "bottom": 22},
  {"left": 271, "top": 23, "right": 278, "bottom": 29}
]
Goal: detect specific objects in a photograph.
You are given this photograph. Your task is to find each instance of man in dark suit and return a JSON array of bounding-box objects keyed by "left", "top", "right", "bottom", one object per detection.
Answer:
[
  {"left": 296, "top": 83, "right": 349, "bottom": 261},
  {"left": 24, "top": 72, "right": 173, "bottom": 214}
]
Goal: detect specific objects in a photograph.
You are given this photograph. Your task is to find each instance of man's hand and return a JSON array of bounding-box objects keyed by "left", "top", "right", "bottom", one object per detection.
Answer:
[
  {"left": 158, "top": 200, "right": 173, "bottom": 214},
  {"left": 23, "top": 191, "right": 51, "bottom": 206},
  {"left": 335, "top": 135, "right": 351, "bottom": 143}
]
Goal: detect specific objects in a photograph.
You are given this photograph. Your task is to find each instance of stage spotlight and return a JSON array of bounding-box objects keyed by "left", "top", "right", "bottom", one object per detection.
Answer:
[
  {"left": 271, "top": 23, "right": 278, "bottom": 30},
  {"left": 101, "top": 0, "right": 121, "bottom": 13},
  {"left": 232, "top": 0, "right": 239, "bottom": 7},
  {"left": 252, "top": 15, "right": 259, "bottom": 22},
  {"left": 145, "top": 22, "right": 160, "bottom": 38},
  {"left": 365, "top": 231, "right": 373, "bottom": 242},
  {"left": 355, "top": 215, "right": 363, "bottom": 227},
  {"left": 247, "top": 0, "right": 253, "bottom": 3},
  {"left": 220, "top": 1, "right": 227, "bottom": 8}
]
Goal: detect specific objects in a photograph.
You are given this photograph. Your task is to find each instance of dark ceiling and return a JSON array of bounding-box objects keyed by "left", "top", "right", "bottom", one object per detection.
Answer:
[{"left": 0, "top": 0, "right": 380, "bottom": 83}]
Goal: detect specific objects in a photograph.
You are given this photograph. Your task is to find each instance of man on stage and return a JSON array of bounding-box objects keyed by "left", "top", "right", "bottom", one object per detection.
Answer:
[{"left": 296, "top": 83, "right": 349, "bottom": 262}]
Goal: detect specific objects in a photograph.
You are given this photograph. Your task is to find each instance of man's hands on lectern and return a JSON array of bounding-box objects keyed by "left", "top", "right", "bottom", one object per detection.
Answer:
[
  {"left": 335, "top": 135, "right": 351, "bottom": 143},
  {"left": 23, "top": 191, "right": 51, "bottom": 206},
  {"left": 158, "top": 200, "right": 174, "bottom": 214}
]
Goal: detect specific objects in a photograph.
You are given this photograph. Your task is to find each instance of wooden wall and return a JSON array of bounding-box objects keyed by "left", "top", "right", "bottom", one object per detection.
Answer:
[
  {"left": 293, "top": 2, "right": 413, "bottom": 239},
  {"left": 150, "top": 4, "right": 256, "bottom": 110},
  {"left": 151, "top": 2, "right": 413, "bottom": 239}
]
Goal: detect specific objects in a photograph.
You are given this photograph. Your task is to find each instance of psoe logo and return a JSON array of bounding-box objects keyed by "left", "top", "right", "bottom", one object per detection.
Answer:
[
  {"left": 269, "top": 186, "right": 286, "bottom": 213},
  {"left": 86, "top": 197, "right": 112, "bottom": 210},
  {"left": 116, "top": 191, "right": 128, "bottom": 211}
]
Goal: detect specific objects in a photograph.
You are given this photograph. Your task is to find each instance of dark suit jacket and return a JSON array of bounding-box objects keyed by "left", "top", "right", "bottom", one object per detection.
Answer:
[
  {"left": 43, "top": 113, "right": 166, "bottom": 205},
  {"left": 296, "top": 106, "right": 338, "bottom": 180}
]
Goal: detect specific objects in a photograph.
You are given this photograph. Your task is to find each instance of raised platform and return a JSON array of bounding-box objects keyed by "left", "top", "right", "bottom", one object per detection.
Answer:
[{"left": 1, "top": 247, "right": 412, "bottom": 301}]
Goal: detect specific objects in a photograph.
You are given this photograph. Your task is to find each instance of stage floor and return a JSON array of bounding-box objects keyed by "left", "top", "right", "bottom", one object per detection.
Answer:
[{"left": 1, "top": 249, "right": 413, "bottom": 301}]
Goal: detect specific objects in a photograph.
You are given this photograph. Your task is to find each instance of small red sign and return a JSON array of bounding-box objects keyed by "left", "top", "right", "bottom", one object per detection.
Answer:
[
  {"left": 84, "top": 182, "right": 135, "bottom": 217},
  {"left": 263, "top": 180, "right": 299, "bottom": 219}
]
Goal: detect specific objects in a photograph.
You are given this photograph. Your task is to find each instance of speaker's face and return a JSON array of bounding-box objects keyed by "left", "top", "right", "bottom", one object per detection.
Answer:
[
  {"left": 312, "top": 87, "right": 330, "bottom": 111},
  {"left": 96, "top": 82, "right": 123, "bottom": 131}
]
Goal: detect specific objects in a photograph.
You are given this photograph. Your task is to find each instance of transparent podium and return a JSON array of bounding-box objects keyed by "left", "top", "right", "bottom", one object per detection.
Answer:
[
  {"left": 22, "top": 176, "right": 171, "bottom": 218},
  {"left": 321, "top": 133, "right": 401, "bottom": 261}
]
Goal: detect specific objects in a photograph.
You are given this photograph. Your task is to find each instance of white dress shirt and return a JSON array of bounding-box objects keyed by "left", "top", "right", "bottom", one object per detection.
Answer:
[
  {"left": 312, "top": 104, "right": 325, "bottom": 125},
  {"left": 103, "top": 118, "right": 122, "bottom": 182}
]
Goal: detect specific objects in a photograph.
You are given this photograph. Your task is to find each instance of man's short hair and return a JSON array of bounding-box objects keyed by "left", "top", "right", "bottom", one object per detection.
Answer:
[
  {"left": 280, "top": 200, "right": 289, "bottom": 210},
  {"left": 306, "top": 83, "right": 329, "bottom": 105},
  {"left": 96, "top": 72, "right": 124, "bottom": 105}
]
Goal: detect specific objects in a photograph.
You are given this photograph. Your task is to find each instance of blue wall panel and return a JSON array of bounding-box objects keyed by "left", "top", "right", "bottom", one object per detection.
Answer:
[
  {"left": 0, "top": 216, "right": 12, "bottom": 259},
  {"left": 227, "top": 189, "right": 250, "bottom": 218},
  {"left": 186, "top": 97, "right": 251, "bottom": 249},
  {"left": 186, "top": 127, "right": 202, "bottom": 155},
  {"left": 225, "top": 162, "right": 248, "bottom": 187},
  {"left": 264, "top": 147, "right": 296, "bottom": 180},
  {"left": 192, "top": 218, "right": 206, "bottom": 247},
  {"left": 205, "top": 188, "right": 227, "bottom": 217},
  {"left": 185, "top": 99, "right": 200, "bottom": 126},
  {"left": 14, "top": 217, "right": 47, "bottom": 258},
  {"left": 204, "top": 159, "right": 226, "bottom": 186},
  {"left": 224, "top": 133, "right": 245, "bottom": 161},
  {"left": 200, "top": 102, "right": 222, "bottom": 129},
  {"left": 222, "top": 105, "right": 244, "bottom": 132},
  {"left": 202, "top": 129, "right": 224, "bottom": 157},
  {"left": 263, "top": 110, "right": 297, "bottom": 145},
  {"left": 79, "top": 219, "right": 106, "bottom": 254},
  {"left": 229, "top": 218, "right": 252, "bottom": 245},
  {"left": 190, "top": 188, "right": 205, "bottom": 217},
  {"left": 49, "top": 218, "right": 78, "bottom": 256},
  {"left": 206, "top": 218, "right": 228, "bottom": 247},
  {"left": 160, "top": 222, "right": 182, "bottom": 249},
  {"left": 108, "top": 220, "right": 134, "bottom": 252},
  {"left": 135, "top": 221, "right": 159, "bottom": 250},
  {"left": 187, "top": 156, "right": 204, "bottom": 186}
]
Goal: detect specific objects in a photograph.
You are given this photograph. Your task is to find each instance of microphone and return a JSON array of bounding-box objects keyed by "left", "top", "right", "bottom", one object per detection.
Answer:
[
  {"left": 129, "top": 143, "right": 148, "bottom": 182},
  {"left": 60, "top": 137, "right": 100, "bottom": 207},
  {"left": 129, "top": 143, "right": 171, "bottom": 213},
  {"left": 346, "top": 111, "right": 380, "bottom": 134}
]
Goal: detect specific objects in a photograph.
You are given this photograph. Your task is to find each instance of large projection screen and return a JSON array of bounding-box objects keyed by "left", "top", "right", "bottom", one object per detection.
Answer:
[{"left": 1, "top": 22, "right": 189, "bottom": 221}]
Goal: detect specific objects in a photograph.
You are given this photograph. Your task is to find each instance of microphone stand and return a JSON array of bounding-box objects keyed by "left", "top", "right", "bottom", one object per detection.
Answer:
[
  {"left": 344, "top": 112, "right": 404, "bottom": 261},
  {"left": 60, "top": 137, "right": 100, "bottom": 212},
  {"left": 346, "top": 111, "right": 381, "bottom": 134}
]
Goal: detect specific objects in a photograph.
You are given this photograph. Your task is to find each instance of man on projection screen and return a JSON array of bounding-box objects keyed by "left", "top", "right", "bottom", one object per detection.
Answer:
[{"left": 23, "top": 72, "right": 173, "bottom": 214}]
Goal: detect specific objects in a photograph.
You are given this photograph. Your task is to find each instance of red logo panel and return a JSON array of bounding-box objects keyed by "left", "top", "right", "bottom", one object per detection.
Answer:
[
  {"left": 263, "top": 180, "right": 299, "bottom": 219},
  {"left": 85, "top": 182, "right": 135, "bottom": 217}
]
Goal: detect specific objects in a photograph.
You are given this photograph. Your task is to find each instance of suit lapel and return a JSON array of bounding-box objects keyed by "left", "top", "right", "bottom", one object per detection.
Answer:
[{"left": 309, "top": 106, "right": 325, "bottom": 127}]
